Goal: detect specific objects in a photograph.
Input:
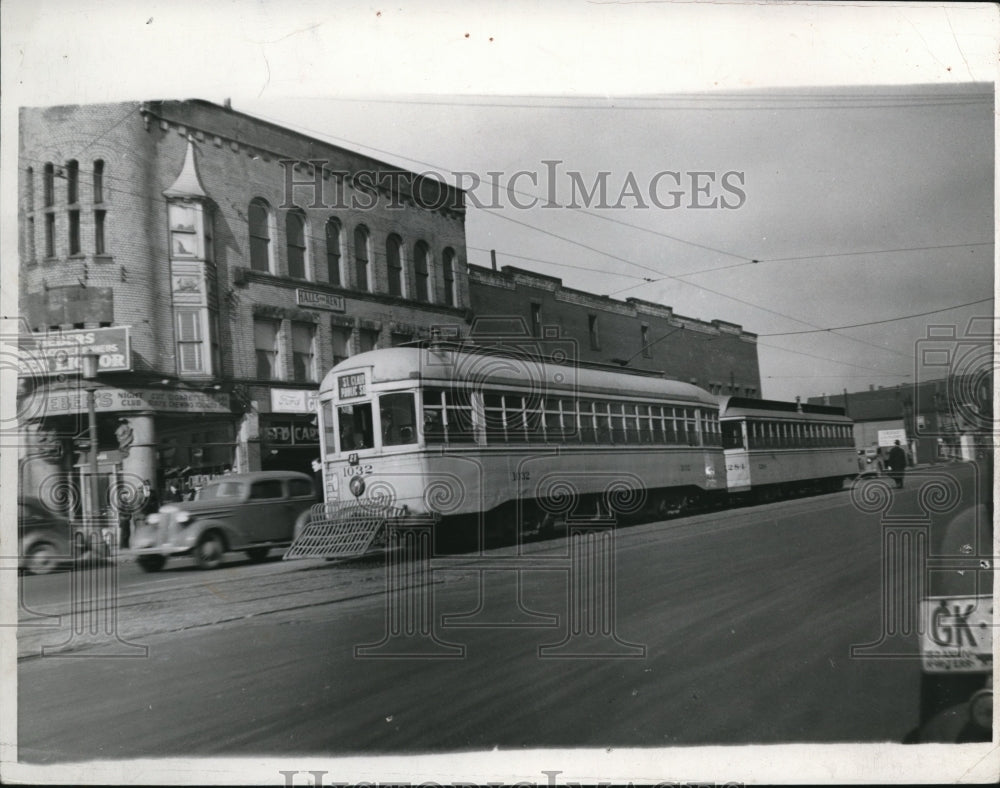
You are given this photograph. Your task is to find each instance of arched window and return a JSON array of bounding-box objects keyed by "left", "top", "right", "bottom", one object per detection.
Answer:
[
  {"left": 413, "top": 240, "right": 430, "bottom": 302},
  {"left": 248, "top": 198, "right": 273, "bottom": 272},
  {"left": 325, "top": 218, "right": 342, "bottom": 286},
  {"left": 286, "top": 208, "right": 308, "bottom": 279},
  {"left": 354, "top": 225, "right": 370, "bottom": 291},
  {"left": 66, "top": 160, "right": 79, "bottom": 204},
  {"left": 43, "top": 163, "right": 54, "bottom": 207},
  {"left": 386, "top": 234, "right": 404, "bottom": 297},
  {"left": 25, "top": 166, "right": 34, "bottom": 210},
  {"left": 442, "top": 247, "right": 457, "bottom": 307},
  {"left": 93, "top": 160, "right": 104, "bottom": 204}
]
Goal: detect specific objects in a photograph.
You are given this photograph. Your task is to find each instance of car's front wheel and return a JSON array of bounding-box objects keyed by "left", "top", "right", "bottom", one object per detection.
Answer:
[
  {"left": 24, "top": 541, "right": 59, "bottom": 575},
  {"left": 194, "top": 531, "right": 225, "bottom": 570}
]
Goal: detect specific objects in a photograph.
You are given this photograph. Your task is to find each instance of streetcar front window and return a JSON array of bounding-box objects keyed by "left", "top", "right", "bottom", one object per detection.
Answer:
[
  {"left": 338, "top": 402, "right": 374, "bottom": 451},
  {"left": 380, "top": 392, "right": 417, "bottom": 446}
]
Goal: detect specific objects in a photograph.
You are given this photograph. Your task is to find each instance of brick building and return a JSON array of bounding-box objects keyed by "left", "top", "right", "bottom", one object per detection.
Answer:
[
  {"left": 17, "top": 100, "right": 470, "bottom": 519},
  {"left": 468, "top": 264, "right": 761, "bottom": 396}
]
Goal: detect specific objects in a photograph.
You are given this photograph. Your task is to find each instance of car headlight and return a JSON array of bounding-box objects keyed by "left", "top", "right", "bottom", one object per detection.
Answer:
[
  {"left": 146, "top": 514, "right": 161, "bottom": 525},
  {"left": 175, "top": 511, "right": 191, "bottom": 525}
]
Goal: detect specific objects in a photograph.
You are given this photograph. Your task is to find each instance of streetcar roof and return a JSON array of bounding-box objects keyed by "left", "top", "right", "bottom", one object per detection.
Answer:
[
  {"left": 319, "top": 347, "right": 718, "bottom": 405},
  {"left": 718, "top": 395, "right": 851, "bottom": 422}
]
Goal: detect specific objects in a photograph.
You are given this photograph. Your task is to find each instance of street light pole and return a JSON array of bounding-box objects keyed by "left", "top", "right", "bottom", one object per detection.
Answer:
[{"left": 81, "top": 351, "right": 102, "bottom": 536}]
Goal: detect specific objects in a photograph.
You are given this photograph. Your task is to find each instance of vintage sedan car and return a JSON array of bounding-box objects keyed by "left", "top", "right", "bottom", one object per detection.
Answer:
[
  {"left": 132, "top": 471, "right": 318, "bottom": 571},
  {"left": 18, "top": 497, "right": 77, "bottom": 575}
]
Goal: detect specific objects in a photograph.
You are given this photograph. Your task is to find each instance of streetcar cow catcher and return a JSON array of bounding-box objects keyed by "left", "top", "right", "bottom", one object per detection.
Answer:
[{"left": 287, "top": 342, "right": 859, "bottom": 558}]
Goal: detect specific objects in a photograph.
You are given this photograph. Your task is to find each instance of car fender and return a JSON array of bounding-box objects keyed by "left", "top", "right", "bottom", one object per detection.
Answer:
[{"left": 185, "top": 519, "right": 234, "bottom": 550}]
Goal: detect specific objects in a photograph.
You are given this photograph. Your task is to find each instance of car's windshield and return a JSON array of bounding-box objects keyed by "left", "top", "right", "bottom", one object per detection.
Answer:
[{"left": 195, "top": 481, "right": 245, "bottom": 500}]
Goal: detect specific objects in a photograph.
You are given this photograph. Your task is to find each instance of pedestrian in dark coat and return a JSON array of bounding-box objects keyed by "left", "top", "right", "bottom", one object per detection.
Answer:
[{"left": 887, "top": 440, "right": 907, "bottom": 489}]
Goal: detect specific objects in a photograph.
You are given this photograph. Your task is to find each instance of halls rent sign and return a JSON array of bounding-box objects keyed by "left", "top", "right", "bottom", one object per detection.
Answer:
[{"left": 22, "top": 327, "right": 132, "bottom": 375}]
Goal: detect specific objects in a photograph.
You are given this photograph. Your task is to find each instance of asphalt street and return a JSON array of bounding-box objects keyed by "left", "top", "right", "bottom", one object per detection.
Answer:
[{"left": 16, "top": 464, "right": 982, "bottom": 761}]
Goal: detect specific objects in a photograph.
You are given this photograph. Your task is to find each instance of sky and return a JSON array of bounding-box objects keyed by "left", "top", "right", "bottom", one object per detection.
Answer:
[{"left": 2, "top": 1, "right": 996, "bottom": 403}]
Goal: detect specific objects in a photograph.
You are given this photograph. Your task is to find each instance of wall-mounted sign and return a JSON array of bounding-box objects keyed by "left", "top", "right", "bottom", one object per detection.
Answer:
[
  {"left": 338, "top": 373, "right": 366, "bottom": 399},
  {"left": 22, "top": 327, "right": 132, "bottom": 375},
  {"left": 262, "top": 417, "right": 319, "bottom": 446},
  {"left": 25, "top": 386, "right": 231, "bottom": 416},
  {"left": 296, "top": 289, "right": 345, "bottom": 312},
  {"left": 877, "top": 428, "right": 908, "bottom": 447},
  {"left": 270, "top": 388, "right": 319, "bottom": 414}
]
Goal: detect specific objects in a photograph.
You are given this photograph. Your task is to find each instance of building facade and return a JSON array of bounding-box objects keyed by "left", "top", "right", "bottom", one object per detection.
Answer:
[
  {"left": 809, "top": 372, "right": 993, "bottom": 464},
  {"left": 468, "top": 264, "right": 761, "bottom": 396},
  {"left": 17, "top": 100, "right": 470, "bottom": 519}
]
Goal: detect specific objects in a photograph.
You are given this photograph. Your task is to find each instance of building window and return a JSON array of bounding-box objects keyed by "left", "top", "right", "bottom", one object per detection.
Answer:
[
  {"left": 588, "top": 314, "right": 600, "bottom": 350},
  {"left": 391, "top": 331, "right": 413, "bottom": 347},
  {"left": 93, "top": 160, "right": 104, "bottom": 204},
  {"left": 442, "top": 247, "right": 456, "bottom": 307},
  {"left": 26, "top": 216, "right": 35, "bottom": 261},
  {"left": 531, "top": 303, "right": 542, "bottom": 338},
  {"left": 291, "top": 322, "right": 316, "bottom": 382},
  {"left": 68, "top": 210, "right": 81, "bottom": 255},
  {"left": 358, "top": 327, "right": 379, "bottom": 353},
  {"left": 286, "top": 209, "right": 308, "bottom": 279},
  {"left": 354, "top": 225, "right": 370, "bottom": 291},
  {"left": 176, "top": 309, "right": 205, "bottom": 374},
  {"left": 641, "top": 325, "right": 651, "bottom": 358},
  {"left": 66, "top": 160, "right": 79, "bottom": 205},
  {"left": 248, "top": 198, "right": 273, "bottom": 273},
  {"left": 169, "top": 203, "right": 199, "bottom": 257},
  {"left": 44, "top": 213, "right": 55, "bottom": 258},
  {"left": 325, "top": 218, "right": 341, "bottom": 286},
  {"left": 91, "top": 209, "right": 105, "bottom": 255},
  {"left": 25, "top": 166, "right": 34, "bottom": 211},
  {"left": 43, "top": 163, "right": 54, "bottom": 208},
  {"left": 414, "top": 240, "right": 430, "bottom": 302},
  {"left": 331, "top": 324, "right": 352, "bottom": 365},
  {"left": 386, "top": 234, "right": 404, "bottom": 297},
  {"left": 254, "top": 318, "right": 281, "bottom": 380}
]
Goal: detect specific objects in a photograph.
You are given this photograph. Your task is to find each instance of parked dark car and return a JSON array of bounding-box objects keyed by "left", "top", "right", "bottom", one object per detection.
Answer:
[
  {"left": 131, "top": 471, "right": 318, "bottom": 571},
  {"left": 18, "top": 497, "right": 76, "bottom": 575},
  {"left": 906, "top": 455, "right": 993, "bottom": 743}
]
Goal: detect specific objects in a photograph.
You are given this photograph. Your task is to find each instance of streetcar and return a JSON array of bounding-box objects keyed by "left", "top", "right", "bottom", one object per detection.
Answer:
[
  {"left": 314, "top": 344, "right": 726, "bottom": 547},
  {"left": 719, "top": 396, "right": 858, "bottom": 501}
]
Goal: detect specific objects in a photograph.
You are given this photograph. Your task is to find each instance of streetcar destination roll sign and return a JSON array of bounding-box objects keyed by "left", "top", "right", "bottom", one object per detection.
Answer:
[{"left": 338, "top": 373, "right": 366, "bottom": 399}]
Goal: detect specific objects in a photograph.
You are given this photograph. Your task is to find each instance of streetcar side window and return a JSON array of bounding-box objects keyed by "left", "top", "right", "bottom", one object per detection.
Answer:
[
  {"left": 338, "top": 402, "right": 373, "bottom": 450},
  {"left": 321, "top": 399, "right": 336, "bottom": 454},
  {"left": 721, "top": 420, "right": 745, "bottom": 450},
  {"left": 446, "top": 390, "right": 476, "bottom": 443},
  {"left": 380, "top": 392, "right": 417, "bottom": 446},
  {"left": 424, "top": 389, "right": 446, "bottom": 444}
]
